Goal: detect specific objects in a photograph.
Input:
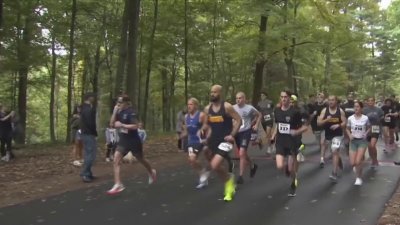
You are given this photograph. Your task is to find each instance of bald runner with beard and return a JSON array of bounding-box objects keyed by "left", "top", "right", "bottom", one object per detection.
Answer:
[{"left": 204, "top": 85, "right": 242, "bottom": 202}]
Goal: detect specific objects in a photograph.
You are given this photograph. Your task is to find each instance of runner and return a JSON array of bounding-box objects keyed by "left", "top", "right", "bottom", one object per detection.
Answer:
[
  {"left": 363, "top": 97, "right": 384, "bottom": 168},
  {"left": 204, "top": 85, "right": 242, "bottom": 202},
  {"left": 181, "top": 97, "right": 211, "bottom": 189},
  {"left": 257, "top": 91, "right": 274, "bottom": 154},
  {"left": 107, "top": 95, "right": 157, "bottom": 195},
  {"left": 290, "top": 94, "right": 309, "bottom": 162},
  {"left": 233, "top": 92, "right": 260, "bottom": 184},
  {"left": 309, "top": 93, "right": 327, "bottom": 167},
  {"left": 381, "top": 98, "right": 398, "bottom": 152},
  {"left": 271, "top": 90, "right": 308, "bottom": 197},
  {"left": 390, "top": 95, "right": 400, "bottom": 142},
  {"left": 318, "top": 95, "right": 346, "bottom": 182},
  {"left": 341, "top": 93, "right": 356, "bottom": 153},
  {"left": 346, "top": 101, "right": 371, "bottom": 186}
]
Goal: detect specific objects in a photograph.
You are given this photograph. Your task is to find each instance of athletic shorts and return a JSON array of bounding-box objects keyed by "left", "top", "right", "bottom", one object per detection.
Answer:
[
  {"left": 235, "top": 129, "right": 252, "bottom": 149},
  {"left": 275, "top": 137, "right": 298, "bottom": 156},
  {"left": 208, "top": 139, "right": 231, "bottom": 159},
  {"left": 326, "top": 136, "right": 343, "bottom": 153},
  {"left": 367, "top": 134, "right": 379, "bottom": 142},
  {"left": 187, "top": 143, "right": 204, "bottom": 155},
  {"left": 313, "top": 130, "right": 325, "bottom": 141},
  {"left": 383, "top": 122, "right": 396, "bottom": 129},
  {"left": 261, "top": 121, "right": 273, "bottom": 130},
  {"left": 117, "top": 138, "right": 143, "bottom": 159},
  {"left": 350, "top": 138, "right": 368, "bottom": 151}
]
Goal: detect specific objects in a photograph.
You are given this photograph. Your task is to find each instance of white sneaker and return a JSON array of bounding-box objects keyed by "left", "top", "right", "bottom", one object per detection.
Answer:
[
  {"left": 199, "top": 170, "right": 210, "bottom": 183},
  {"left": 297, "top": 152, "right": 305, "bottom": 162},
  {"left": 148, "top": 169, "right": 157, "bottom": 184},
  {"left": 106, "top": 183, "right": 125, "bottom": 195},
  {"left": 196, "top": 180, "right": 208, "bottom": 189},
  {"left": 354, "top": 177, "right": 363, "bottom": 186},
  {"left": 105, "top": 158, "right": 111, "bottom": 162},
  {"left": 1, "top": 156, "right": 8, "bottom": 162},
  {"left": 72, "top": 160, "right": 82, "bottom": 166}
]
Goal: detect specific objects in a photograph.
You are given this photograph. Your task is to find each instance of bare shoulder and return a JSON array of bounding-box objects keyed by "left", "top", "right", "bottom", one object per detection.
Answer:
[
  {"left": 224, "top": 101, "right": 234, "bottom": 111},
  {"left": 204, "top": 104, "right": 211, "bottom": 113}
]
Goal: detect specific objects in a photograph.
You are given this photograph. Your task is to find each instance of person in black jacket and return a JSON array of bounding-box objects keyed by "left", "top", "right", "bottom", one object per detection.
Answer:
[
  {"left": 0, "top": 105, "right": 15, "bottom": 162},
  {"left": 80, "top": 93, "right": 98, "bottom": 183}
]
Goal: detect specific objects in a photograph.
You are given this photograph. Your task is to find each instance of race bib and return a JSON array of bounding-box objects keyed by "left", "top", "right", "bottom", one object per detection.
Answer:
[
  {"left": 372, "top": 125, "right": 380, "bottom": 134},
  {"left": 385, "top": 116, "right": 391, "bottom": 123},
  {"left": 218, "top": 142, "right": 233, "bottom": 152},
  {"left": 264, "top": 114, "right": 272, "bottom": 122},
  {"left": 188, "top": 147, "right": 195, "bottom": 157},
  {"left": 120, "top": 128, "right": 128, "bottom": 134},
  {"left": 278, "top": 123, "right": 290, "bottom": 134},
  {"left": 331, "top": 137, "right": 342, "bottom": 150},
  {"left": 251, "top": 132, "right": 258, "bottom": 141},
  {"left": 240, "top": 119, "right": 245, "bottom": 129}
]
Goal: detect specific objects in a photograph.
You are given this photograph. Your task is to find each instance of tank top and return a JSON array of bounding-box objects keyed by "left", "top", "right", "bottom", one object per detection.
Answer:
[
  {"left": 208, "top": 102, "right": 233, "bottom": 142},
  {"left": 186, "top": 111, "right": 202, "bottom": 145},
  {"left": 323, "top": 106, "right": 343, "bottom": 140}
]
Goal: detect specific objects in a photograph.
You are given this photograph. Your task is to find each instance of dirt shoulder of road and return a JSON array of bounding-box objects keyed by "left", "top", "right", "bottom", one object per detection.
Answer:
[
  {"left": 1, "top": 135, "right": 400, "bottom": 224},
  {"left": 0, "top": 136, "right": 186, "bottom": 208}
]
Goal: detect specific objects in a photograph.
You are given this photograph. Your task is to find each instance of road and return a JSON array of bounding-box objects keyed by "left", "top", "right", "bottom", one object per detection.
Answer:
[{"left": 1, "top": 133, "right": 400, "bottom": 225}]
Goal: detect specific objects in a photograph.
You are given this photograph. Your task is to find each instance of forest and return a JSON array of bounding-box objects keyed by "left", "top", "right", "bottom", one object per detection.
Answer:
[{"left": 0, "top": 0, "right": 399, "bottom": 144}]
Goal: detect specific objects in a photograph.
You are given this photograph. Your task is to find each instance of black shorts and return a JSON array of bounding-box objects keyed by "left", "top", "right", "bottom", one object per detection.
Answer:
[
  {"left": 208, "top": 139, "right": 231, "bottom": 159},
  {"left": 275, "top": 137, "right": 298, "bottom": 156},
  {"left": 117, "top": 138, "right": 143, "bottom": 158},
  {"left": 383, "top": 123, "right": 396, "bottom": 129},
  {"left": 367, "top": 134, "right": 379, "bottom": 142},
  {"left": 262, "top": 121, "right": 273, "bottom": 130},
  {"left": 187, "top": 143, "right": 204, "bottom": 155},
  {"left": 235, "top": 129, "right": 252, "bottom": 149}
]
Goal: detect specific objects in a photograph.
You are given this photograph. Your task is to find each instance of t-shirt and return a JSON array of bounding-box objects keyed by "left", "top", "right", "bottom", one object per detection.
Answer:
[
  {"left": 309, "top": 102, "right": 326, "bottom": 131},
  {"left": 0, "top": 112, "right": 12, "bottom": 137},
  {"left": 341, "top": 101, "right": 355, "bottom": 118},
  {"left": 233, "top": 104, "right": 258, "bottom": 132},
  {"left": 257, "top": 99, "right": 274, "bottom": 123},
  {"left": 274, "top": 106, "right": 303, "bottom": 144},
  {"left": 347, "top": 115, "right": 370, "bottom": 139},
  {"left": 116, "top": 107, "right": 140, "bottom": 147},
  {"left": 381, "top": 105, "right": 397, "bottom": 124},
  {"left": 363, "top": 106, "right": 384, "bottom": 126}
]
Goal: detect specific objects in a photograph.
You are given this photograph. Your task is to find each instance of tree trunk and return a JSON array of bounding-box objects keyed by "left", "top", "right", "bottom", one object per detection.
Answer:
[
  {"left": 142, "top": 0, "right": 158, "bottom": 126},
  {"left": 114, "top": 0, "right": 129, "bottom": 97},
  {"left": 0, "top": 0, "right": 3, "bottom": 53},
  {"left": 66, "top": 0, "right": 77, "bottom": 143},
  {"left": 169, "top": 55, "right": 178, "bottom": 131},
  {"left": 49, "top": 34, "right": 57, "bottom": 142},
  {"left": 16, "top": 11, "right": 33, "bottom": 144},
  {"left": 323, "top": 46, "right": 331, "bottom": 93},
  {"left": 92, "top": 44, "right": 101, "bottom": 95},
  {"left": 184, "top": 0, "right": 189, "bottom": 103},
  {"left": 251, "top": 15, "right": 268, "bottom": 106},
  {"left": 81, "top": 52, "right": 90, "bottom": 102},
  {"left": 161, "top": 64, "right": 169, "bottom": 131},
  {"left": 125, "top": 0, "right": 141, "bottom": 107}
]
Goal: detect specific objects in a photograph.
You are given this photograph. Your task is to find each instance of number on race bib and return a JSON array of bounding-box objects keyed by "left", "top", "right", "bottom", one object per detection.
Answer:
[
  {"left": 385, "top": 117, "right": 391, "bottom": 123},
  {"left": 371, "top": 125, "right": 380, "bottom": 134},
  {"left": 331, "top": 137, "right": 342, "bottom": 150},
  {"left": 264, "top": 114, "right": 272, "bottom": 122},
  {"left": 218, "top": 142, "right": 233, "bottom": 152},
  {"left": 278, "top": 123, "right": 290, "bottom": 134}
]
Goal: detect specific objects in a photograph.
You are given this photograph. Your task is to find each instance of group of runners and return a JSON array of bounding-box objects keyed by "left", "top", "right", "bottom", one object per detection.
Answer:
[{"left": 99, "top": 84, "right": 400, "bottom": 202}]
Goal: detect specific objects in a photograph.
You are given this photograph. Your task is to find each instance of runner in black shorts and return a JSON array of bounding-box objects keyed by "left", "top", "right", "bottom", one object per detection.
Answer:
[
  {"left": 381, "top": 98, "right": 398, "bottom": 151},
  {"left": 204, "top": 85, "right": 242, "bottom": 202},
  {"left": 106, "top": 95, "right": 157, "bottom": 195},
  {"left": 363, "top": 97, "right": 384, "bottom": 167},
  {"left": 257, "top": 92, "right": 274, "bottom": 154},
  {"left": 271, "top": 90, "right": 308, "bottom": 197}
]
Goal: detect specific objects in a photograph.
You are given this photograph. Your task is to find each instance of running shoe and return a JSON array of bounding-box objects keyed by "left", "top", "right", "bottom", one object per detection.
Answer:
[
  {"left": 396, "top": 133, "right": 399, "bottom": 142},
  {"left": 148, "top": 169, "right": 157, "bottom": 184},
  {"left": 320, "top": 159, "right": 325, "bottom": 168},
  {"left": 354, "top": 177, "right": 363, "bottom": 186},
  {"left": 299, "top": 144, "right": 305, "bottom": 153},
  {"left": 199, "top": 170, "right": 210, "bottom": 184},
  {"left": 288, "top": 178, "right": 297, "bottom": 197},
  {"left": 250, "top": 164, "right": 258, "bottom": 178},
  {"left": 297, "top": 152, "right": 305, "bottom": 162},
  {"left": 72, "top": 160, "right": 82, "bottom": 167},
  {"left": 329, "top": 172, "right": 338, "bottom": 183},
  {"left": 223, "top": 175, "right": 236, "bottom": 202},
  {"left": 196, "top": 180, "right": 208, "bottom": 189},
  {"left": 107, "top": 183, "right": 125, "bottom": 195}
]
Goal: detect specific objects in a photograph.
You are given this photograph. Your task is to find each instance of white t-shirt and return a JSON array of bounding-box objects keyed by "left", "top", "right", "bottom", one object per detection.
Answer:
[
  {"left": 233, "top": 104, "right": 258, "bottom": 132},
  {"left": 347, "top": 114, "right": 370, "bottom": 139}
]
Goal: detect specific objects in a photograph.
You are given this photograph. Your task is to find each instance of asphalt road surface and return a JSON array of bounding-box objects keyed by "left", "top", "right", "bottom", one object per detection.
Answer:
[{"left": 1, "top": 133, "right": 400, "bottom": 225}]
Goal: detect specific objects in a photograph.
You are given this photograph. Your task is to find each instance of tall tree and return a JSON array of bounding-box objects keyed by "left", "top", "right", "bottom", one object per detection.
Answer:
[
  {"left": 125, "top": 0, "right": 141, "bottom": 106},
  {"left": 66, "top": 0, "right": 77, "bottom": 143},
  {"left": 183, "top": 0, "right": 189, "bottom": 103},
  {"left": 114, "top": 0, "right": 129, "bottom": 97},
  {"left": 49, "top": 34, "right": 57, "bottom": 142},
  {"left": 143, "top": 0, "right": 159, "bottom": 126}
]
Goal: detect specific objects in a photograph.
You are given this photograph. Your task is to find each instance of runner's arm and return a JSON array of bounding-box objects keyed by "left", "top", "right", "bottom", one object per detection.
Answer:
[
  {"left": 345, "top": 118, "right": 352, "bottom": 139},
  {"left": 225, "top": 102, "right": 242, "bottom": 137},
  {"left": 118, "top": 112, "right": 138, "bottom": 130},
  {"left": 203, "top": 105, "right": 212, "bottom": 140},
  {"left": 317, "top": 108, "right": 327, "bottom": 126},
  {"left": 251, "top": 107, "right": 262, "bottom": 130},
  {"left": 339, "top": 109, "right": 347, "bottom": 129},
  {"left": 109, "top": 106, "right": 119, "bottom": 128}
]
